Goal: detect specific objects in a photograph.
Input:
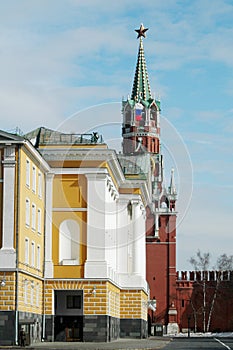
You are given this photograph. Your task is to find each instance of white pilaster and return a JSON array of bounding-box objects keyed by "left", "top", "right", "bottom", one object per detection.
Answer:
[
  {"left": 132, "top": 199, "right": 146, "bottom": 278},
  {"left": 0, "top": 147, "right": 16, "bottom": 268},
  {"left": 117, "top": 197, "right": 147, "bottom": 290},
  {"left": 84, "top": 173, "right": 109, "bottom": 278},
  {"left": 116, "top": 196, "right": 130, "bottom": 274},
  {"left": 44, "top": 173, "right": 54, "bottom": 278}
]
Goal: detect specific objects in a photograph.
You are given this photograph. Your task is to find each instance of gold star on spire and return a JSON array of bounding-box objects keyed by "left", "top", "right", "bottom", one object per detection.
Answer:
[{"left": 135, "top": 23, "right": 149, "bottom": 39}]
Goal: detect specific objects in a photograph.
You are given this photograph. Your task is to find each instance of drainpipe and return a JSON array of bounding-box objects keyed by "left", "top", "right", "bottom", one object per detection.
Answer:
[
  {"left": 42, "top": 172, "right": 47, "bottom": 341},
  {"left": 15, "top": 145, "right": 20, "bottom": 345}
]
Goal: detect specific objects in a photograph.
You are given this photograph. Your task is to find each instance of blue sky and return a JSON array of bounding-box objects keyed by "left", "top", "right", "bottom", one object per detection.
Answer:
[{"left": 1, "top": 0, "right": 233, "bottom": 270}]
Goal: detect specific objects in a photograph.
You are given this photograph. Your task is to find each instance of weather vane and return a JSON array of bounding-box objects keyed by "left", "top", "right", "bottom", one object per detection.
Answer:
[{"left": 135, "top": 23, "right": 149, "bottom": 39}]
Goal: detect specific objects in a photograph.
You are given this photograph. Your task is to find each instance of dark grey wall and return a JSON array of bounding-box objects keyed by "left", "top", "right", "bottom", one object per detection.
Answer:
[{"left": 0, "top": 311, "right": 15, "bottom": 345}]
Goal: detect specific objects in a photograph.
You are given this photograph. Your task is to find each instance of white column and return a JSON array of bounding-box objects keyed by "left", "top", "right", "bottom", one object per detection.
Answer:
[
  {"left": 0, "top": 147, "right": 16, "bottom": 268},
  {"left": 44, "top": 173, "right": 54, "bottom": 278},
  {"left": 155, "top": 213, "right": 159, "bottom": 237},
  {"left": 132, "top": 199, "right": 146, "bottom": 278},
  {"left": 84, "top": 173, "right": 109, "bottom": 278},
  {"left": 116, "top": 196, "right": 130, "bottom": 274}
]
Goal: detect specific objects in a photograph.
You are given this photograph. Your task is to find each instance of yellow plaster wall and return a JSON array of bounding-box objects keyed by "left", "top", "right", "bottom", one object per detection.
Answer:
[
  {"left": 44, "top": 280, "right": 147, "bottom": 321},
  {"left": 53, "top": 174, "right": 87, "bottom": 208},
  {"left": 46, "top": 160, "right": 106, "bottom": 169},
  {"left": 52, "top": 211, "right": 87, "bottom": 279},
  {"left": 119, "top": 188, "right": 141, "bottom": 195},
  {"left": 52, "top": 174, "right": 87, "bottom": 279},
  {"left": 0, "top": 149, "right": 3, "bottom": 247},
  {"left": 17, "top": 147, "right": 45, "bottom": 277},
  {"left": 120, "top": 289, "right": 148, "bottom": 320},
  {"left": 106, "top": 282, "right": 120, "bottom": 318},
  {"left": 17, "top": 273, "right": 43, "bottom": 314},
  {"left": 0, "top": 272, "right": 15, "bottom": 311}
]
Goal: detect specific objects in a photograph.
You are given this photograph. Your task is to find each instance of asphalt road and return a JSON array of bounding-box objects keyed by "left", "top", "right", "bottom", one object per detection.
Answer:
[
  {"left": 163, "top": 337, "right": 233, "bottom": 350},
  {"left": 1, "top": 337, "right": 232, "bottom": 350}
]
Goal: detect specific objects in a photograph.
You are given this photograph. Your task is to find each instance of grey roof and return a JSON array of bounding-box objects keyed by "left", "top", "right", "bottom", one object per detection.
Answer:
[{"left": 24, "top": 127, "right": 105, "bottom": 147}]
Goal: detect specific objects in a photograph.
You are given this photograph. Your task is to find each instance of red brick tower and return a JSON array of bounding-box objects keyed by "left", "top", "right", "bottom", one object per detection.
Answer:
[{"left": 122, "top": 24, "right": 178, "bottom": 334}]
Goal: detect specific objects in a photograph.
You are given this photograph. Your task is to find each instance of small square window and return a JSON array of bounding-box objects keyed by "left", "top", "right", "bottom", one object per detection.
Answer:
[{"left": 66, "top": 295, "right": 81, "bottom": 309}]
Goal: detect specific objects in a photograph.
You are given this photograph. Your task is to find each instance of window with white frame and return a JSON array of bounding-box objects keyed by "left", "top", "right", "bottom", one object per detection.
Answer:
[
  {"left": 37, "top": 208, "right": 41, "bottom": 233},
  {"left": 32, "top": 166, "right": 36, "bottom": 193},
  {"left": 26, "top": 159, "right": 30, "bottom": 187},
  {"left": 38, "top": 172, "right": 42, "bottom": 198},
  {"left": 31, "top": 241, "right": 35, "bottom": 267},
  {"left": 36, "top": 283, "right": 40, "bottom": 307},
  {"left": 25, "top": 198, "right": 30, "bottom": 226},
  {"left": 25, "top": 238, "right": 29, "bottom": 264},
  {"left": 37, "top": 245, "right": 40, "bottom": 270},
  {"left": 32, "top": 203, "right": 36, "bottom": 230},
  {"left": 31, "top": 281, "right": 34, "bottom": 305},
  {"left": 24, "top": 280, "right": 28, "bottom": 304}
]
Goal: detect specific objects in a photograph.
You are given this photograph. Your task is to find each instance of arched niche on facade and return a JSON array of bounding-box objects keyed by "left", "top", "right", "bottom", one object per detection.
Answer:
[
  {"left": 160, "top": 196, "right": 169, "bottom": 209},
  {"left": 150, "top": 105, "right": 158, "bottom": 128},
  {"left": 124, "top": 105, "right": 132, "bottom": 127},
  {"left": 59, "top": 219, "right": 80, "bottom": 265}
]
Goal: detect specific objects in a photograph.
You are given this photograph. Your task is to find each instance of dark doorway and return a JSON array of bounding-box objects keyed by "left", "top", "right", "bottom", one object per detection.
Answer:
[
  {"left": 54, "top": 315, "right": 83, "bottom": 341},
  {"left": 54, "top": 290, "right": 83, "bottom": 341}
]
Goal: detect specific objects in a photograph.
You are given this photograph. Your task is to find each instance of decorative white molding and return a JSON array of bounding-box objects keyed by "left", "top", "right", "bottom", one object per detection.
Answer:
[
  {"left": 44, "top": 172, "right": 54, "bottom": 278},
  {"left": 52, "top": 207, "right": 87, "bottom": 212},
  {"left": 0, "top": 146, "right": 16, "bottom": 269}
]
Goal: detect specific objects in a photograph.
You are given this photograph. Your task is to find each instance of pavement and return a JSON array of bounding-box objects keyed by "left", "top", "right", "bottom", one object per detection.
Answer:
[{"left": 0, "top": 337, "right": 171, "bottom": 350}]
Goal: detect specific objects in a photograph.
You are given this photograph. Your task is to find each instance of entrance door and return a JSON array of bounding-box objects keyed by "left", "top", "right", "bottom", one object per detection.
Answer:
[
  {"left": 54, "top": 316, "right": 83, "bottom": 341},
  {"left": 54, "top": 290, "right": 83, "bottom": 341}
]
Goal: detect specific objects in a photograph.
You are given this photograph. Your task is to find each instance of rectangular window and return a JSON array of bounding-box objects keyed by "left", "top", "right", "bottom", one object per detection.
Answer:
[
  {"left": 38, "top": 172, "right": 42, "bottom": 198},
  {"left": 24, "top": 281, "right": 28, "bottom": 304},
  {"left": 66, "top": 295, "right": 81, "bottom": 309},
  {"left": 32, "top": 166, "right": 36, "bottom": 193},
  {"left": 32, "top": 203, "right": 36, "bottom": 230},
  {"left": 37, "top": 245, "right": 40, "bottom": 270},
  {"left": 31, "top": 282, "right": 34, "bottom": 305},
  {"left": 36, "top": 284, "right": 40, "bottom": 307},
  {"left": 26, "top": 198, "right": 30, "bottom": 226},
  {"left": 25, "top": 238, "right": 29, "bottom": 264},
  {"left": 31, "top": 241, "right": 35, "bottom": 267},
  {"left": 37, "top": 208, "right": 41, "bottom": 233},
  {"left": 26, "top": 159, "right": 30, "bottom": 187}
]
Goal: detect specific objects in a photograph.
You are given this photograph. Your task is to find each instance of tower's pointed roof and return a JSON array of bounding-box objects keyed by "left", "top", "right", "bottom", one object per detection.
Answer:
[
  {"left": 131, "top": 24, "right": 152, "bottom": 103},
  {"left": 168, "top": 168, "right": 176, "bottom": 195}
]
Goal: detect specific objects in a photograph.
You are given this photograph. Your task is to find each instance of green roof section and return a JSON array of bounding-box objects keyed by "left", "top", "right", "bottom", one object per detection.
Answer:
[
  {"left": 131, "top": 37, "right": 152, "bottom": 103},
  {"left": 118, "top": 153, "right": 151, "bottom": 180}
]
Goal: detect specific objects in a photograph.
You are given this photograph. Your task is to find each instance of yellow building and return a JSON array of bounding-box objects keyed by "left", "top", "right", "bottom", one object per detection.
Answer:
[
  {"left": 0, "top": 128, "right": 150, "bottom": 344},
  {"left": 0, "top": 130, "right": 50, "bottom": 345}
]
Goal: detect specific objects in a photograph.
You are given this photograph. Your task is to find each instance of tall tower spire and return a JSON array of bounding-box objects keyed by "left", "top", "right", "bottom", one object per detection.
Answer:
[
  {"left": 122, "top": 24, "right": 161, "bottom": 155},
  {"left": 131, "top": 25, "right": 152, "bottom": 102}
]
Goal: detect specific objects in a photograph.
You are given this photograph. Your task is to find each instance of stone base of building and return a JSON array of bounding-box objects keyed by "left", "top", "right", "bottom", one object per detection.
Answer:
[
  {"left": 0, "top": 311, "right": 43, "bottom": 346},
  {"left": 120, "top": 318, "right": 147, "bottom": 339},
  {"left": 83, "top": 315, "right": 120, "bottom": 342},
  {"left": 167, "top": 322, "right": 179, "bottom": 335},
  {"left": 19, "top": 311, "right": 43, "bottom": 345},
  {"left": 44, "top": 315, "right": 148, "bottom": 342},
  {"left": 44, "top": 315, "right": 54, "bottom": 342},
  {"left": 0, "top": 311, "right": 15, "bottom": 345}
]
